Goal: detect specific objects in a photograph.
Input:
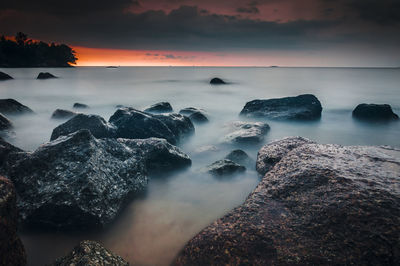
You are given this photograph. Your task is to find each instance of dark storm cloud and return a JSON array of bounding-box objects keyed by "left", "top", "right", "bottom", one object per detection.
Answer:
[
  {"left": 349, "top": 0, "right": 400, "bottom": 25},
  {"left": 236, "top": 6, "right": 260, "bottom": 14}
]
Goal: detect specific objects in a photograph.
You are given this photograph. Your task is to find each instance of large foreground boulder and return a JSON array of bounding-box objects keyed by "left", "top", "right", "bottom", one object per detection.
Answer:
[
  {"left": 2, "top": 130, "right": 191, "bottom": 229},
  {"left": 0, "top": 71, "right": 13, "bottom": 80},
  {"left": 240, "top": 94, "right": 322, "bottom": 120},
  {"left": 50, "top": 114, "right": 116, "bottom": 140},
  {"left": 144, "top": 102, "right": 173, "bottom": 113},
  {"left": 0, "top": 176, "right": 27, "bottom": 266},
  {"left": 109, "top": 108, "right": 194, "bottom": 145},
  {"left": 175, "top": 138, "right": 400, "bottom": 265},
  {"left": 352, "top": 103, "right": 399, "bottom": 121},
  {"left": 222, "top": 121, "right": 270, "bottom": 144},
  {"left": 51, "top": 240, "right": 128, "bottom": 266},
  {"left": 0, "top": 99, "right": 33, "bottom": 115}
]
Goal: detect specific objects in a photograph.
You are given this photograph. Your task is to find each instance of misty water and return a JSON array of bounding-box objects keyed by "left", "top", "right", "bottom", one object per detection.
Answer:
[{"left": 1, "top": 67, "right": 400, "bottom": 265}]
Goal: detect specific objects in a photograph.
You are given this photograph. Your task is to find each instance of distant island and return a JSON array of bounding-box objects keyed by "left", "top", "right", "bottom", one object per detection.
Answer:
[{"left": 0, "top": 32, "right": 77, "bottom": 67}]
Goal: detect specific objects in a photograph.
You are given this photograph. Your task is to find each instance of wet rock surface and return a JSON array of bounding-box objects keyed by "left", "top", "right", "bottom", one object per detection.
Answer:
[
  {"left": 223, "top": 121, "right": 270, "bottom": 144},
  {"left": 0, "top": 99, "right": 33, "bottom": 115},
  {"left": 175, "top": 138, "right": 400, "bottom": 265},
  {"left": 50, "top": 114, "right": 116, "bottom": 140},
  {"left": 225, "top": 149, "right": 254, "bottom": 169},
  {"left": 0, "top": 71, "right": 13, "bottom": 80},
  {"left": 206, "top": 159, "right": 246, "bottom": 176},
  {"left": 0, "top": 113, "right": 13, "bottom": 130},
  {"left": 179, "top": 107, "right": 208, "bottom": 123},
  {"left": 51, "top": 240, "right": 128, "bottom": 266},
  {"left": 210, "top": 77, "right": 226, "bottom": 84},
  {"left": 352, "top": 103, "right": 399, "bottom": 121},
  {"left": 256, "top": 136, "right": 315, "bottom": 176},
  {"left": 240, "top": 94, "right": 322, "bottom": 120},
  {"left": 37, "top": 72, "right": 57, "bottom": 79},
  {"left": 1, "top": 129, "right": 191, "bottom": 229},
  {"left": 0, "top": 176, "right": 27, "bottom": 266},
  {"left": 51, "top": 109, "right": 77, "bottom": 119},
  {"left": 110, "top": 108, "right": 194, "bottom": 145},
  {"left": 144, "top": 101, "right": 173, "bottom": 113},
  {"left": 73, "top": 103, "right": 89, "bottom": 109}
]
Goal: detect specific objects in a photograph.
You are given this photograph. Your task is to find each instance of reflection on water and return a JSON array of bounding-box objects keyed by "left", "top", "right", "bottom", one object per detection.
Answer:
[{"left": 1, "top": 67, "right": 400, "bottom": 265}]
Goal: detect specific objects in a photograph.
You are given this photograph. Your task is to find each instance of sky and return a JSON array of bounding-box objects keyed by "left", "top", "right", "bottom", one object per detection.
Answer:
[{"left": 1, "top": 0, "right": 400, "bottom": 66}]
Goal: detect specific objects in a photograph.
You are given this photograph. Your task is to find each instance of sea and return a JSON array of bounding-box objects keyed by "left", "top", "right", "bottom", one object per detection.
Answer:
[{"left": 1, "top": 66, "right": 399, "bottom": 265}]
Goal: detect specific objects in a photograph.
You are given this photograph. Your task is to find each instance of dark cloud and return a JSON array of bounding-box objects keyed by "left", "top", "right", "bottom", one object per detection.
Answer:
[
  {"left": 236, "top": 6, "right": 260, "bottom": 14},
  {"left": 349, "top": 0, "right": 400, "bottom": 25}
]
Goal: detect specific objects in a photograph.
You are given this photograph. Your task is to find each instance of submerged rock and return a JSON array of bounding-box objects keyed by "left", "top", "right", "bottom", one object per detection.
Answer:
[
  {"left": 37, "top": 72, "right": 57, "bottom": 79},
  {"left": 179, "top": 107, "right": 208, "bottom": 123},
  {"left": 0, "top": 71, "right": 13, "bottom": 80},
  {"left": 73, "top": 103, "right": 89, "bottom": 109},
  {"left": 256, "top": 136, "right": 315, "bottom": 176},
  {"left": 210, "top": 77, "right": 226, "bottom": 84},
  {"left": 0, "top": 99, "right": 33, "bottom": 115},
  {"left": 51, "top": 240, "right": 128, "bottom": 266},
  {"left": 352, "top": 103, "right": 399, "bottom": 121},
  {"left": 50, "top": 114, "right": 116, "bottom": 140},
  {"left": 175, "top": 138, "right": 400, "bottom": 265},
  {"left": 110, "top": 108, "right": 194, "bottom": 145},
  {"left": 240, "top": 94, "right": 322, "bottom": 120},
  {"left": 51, "top": 109, "right": 77, "bottom": 119},
  {"left": 2, "top": 130, "right": 190, "bottom": 229},
  {"left": 0, "top": 113, "right": 13, "bottom": 130},
  {"left": 225, "top": 149, "right": 254, "bottom": 169},
  {"left": 144, "top": 102, "right": 173, "bottom": 113},
  {"left": 206, "top": 159, "right": 246, "bottom": 176},
  {"left": 223, "top": 121, "right": 270, "bottom": 144},
  {"left": 0, "top": 176, "right": 27, "bottom": 266}
]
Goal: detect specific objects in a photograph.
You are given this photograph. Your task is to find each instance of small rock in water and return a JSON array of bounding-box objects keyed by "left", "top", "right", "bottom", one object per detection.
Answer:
[
  {"left": 210, "top": 77, "right": 226, "bottom": 84},
  {"left": 0, "top": 113, "right": 13, "bottom": 130},
  {"left": 0, "top": 176, "right": 27, "bottom": 266},
  {"left": 51, "top": 240, "right": 128, "bottom": 266},
  {"left": 37, "top": 72, "right": 57, "bottom": 79},
  {"left": 0, "top": 99, "right": 33, "bottom": 115},
  {"left": 240, "top": 94, "right": 322, "bottom": 120},
  {"left": 352, "top": 103, "right": 399, "bottom": 121},
  {"left": 73, "top": 102, "right": 89, "bottom": 109},
  {"left": 206, "top": 159, "right": 246, "bottom": 176},
  {"left": 51, "top": 109, "right": 77, "bottom": 119},
  {"left": 180, "top": 107, "right": 209, "bottom": 123},
  {"left": 144, "top": 102, "right": 173, "bottom": 113},
  {"left": 223, "top": 121, "right": 270, "bottom": 144},
  {"left": 225, "top": 149, "right": 254, "bottom": 168},
  {"left": 0, "top": 71, "right": 13, "bottom": 80}
]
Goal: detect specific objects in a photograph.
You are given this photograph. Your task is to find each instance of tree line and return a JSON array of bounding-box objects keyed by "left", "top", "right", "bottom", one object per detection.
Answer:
[{"left": 0, "top": 32, "right": 77, "bottom": 67}]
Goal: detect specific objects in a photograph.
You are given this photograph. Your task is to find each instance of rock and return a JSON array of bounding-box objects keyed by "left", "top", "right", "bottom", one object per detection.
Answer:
[
  {"left": 175, "top": 138, "right": 400, "bottom": 266},
  {"left": 223, "top": 121, "right": 270, "bottom": 144},
  {"left": 193, "top": 145, "right": 219, "bottom": 154},
  {"left": 144, "top": 102, "right": 173, "bottom": 113},
  {"left": 225, "top": 150, "right": 254, "bottom": 169},
  {"left": 0, "top": 99, "right": 33, "bottom": 115},
  {"left": 37, "top": 72, "right": 57, "bottom": 79},
  {"left": 73, "top": 103, "right": 89, "bottom": 109},
  {"left": 51, "top": 240, "right": 128, "bottom": 266},
  {"left": 256, "top": 136, "right": 315, "bottom": 176},
  {"left": 110, "top": 108, "right": 194, "bottom": 145},
  {"left": 0, "top": 138, "right": 25, "bottom": 176},
  {"left": 51, "top": 109, "right": 77, "bottom": 119},
  {"left": 50, "top": 114, "right": 116, "bottom": 140},
  {"left": 210, "top": 77, "right": 226, "bottom": 84},
  {"left": 179, "top": 107, "right": 208, "bottom": 123},
  {"left": 352, "top": 103, "right": 399, "bottom": 121},
  {"left": 0, "top": 113, "right": 13, "bottom": 130},
  {"left": 0, "top": 71, "right": 13, "bottom": 80},
  {"left": 0, "top": 176, "right": 27, "bottom": 266},
  {"left": 240, "top": 94, "right": 323, "bottom": 120},
  {"left": 2, "top": 130, "right": 190, "bottom": 229},
  {"left": 206, "top": 159, "right": 246, "bottom": 176}
]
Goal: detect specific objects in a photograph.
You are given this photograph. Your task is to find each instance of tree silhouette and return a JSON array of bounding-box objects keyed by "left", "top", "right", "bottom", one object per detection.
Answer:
[{"left": 0, "top": 32, "right": 77, "bottom": 67}]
